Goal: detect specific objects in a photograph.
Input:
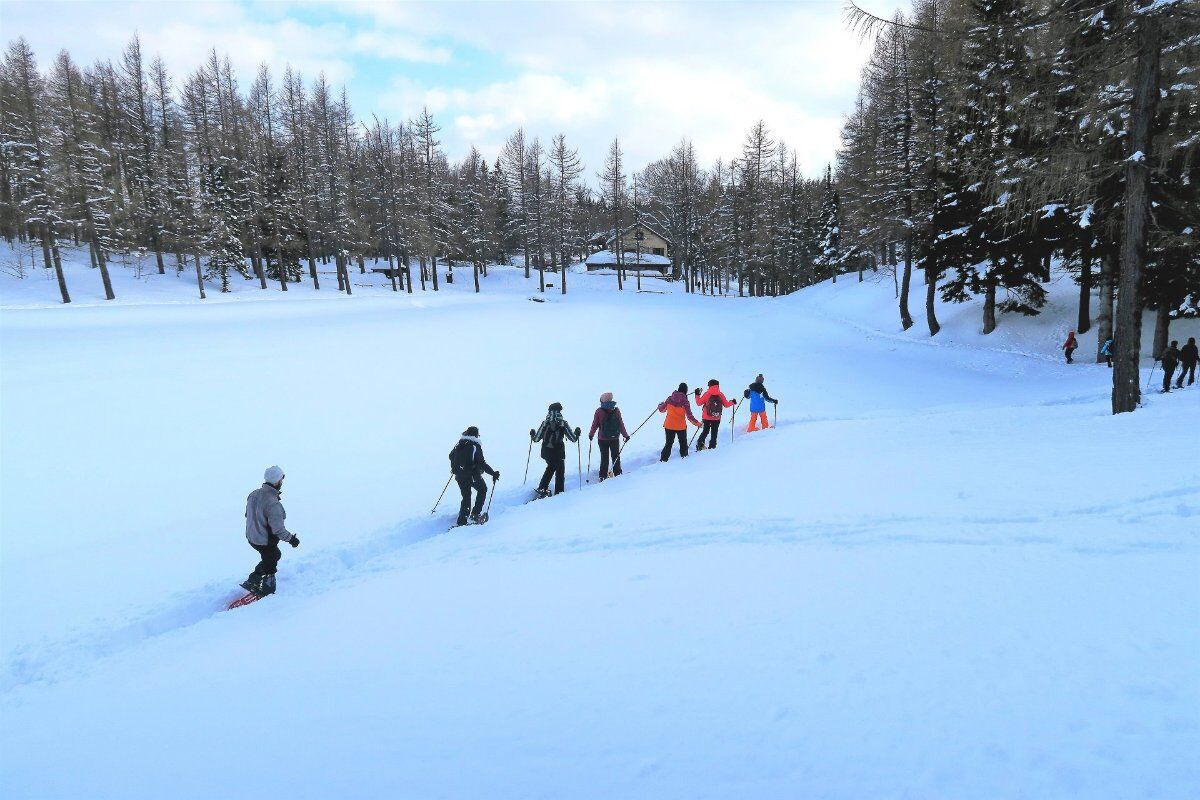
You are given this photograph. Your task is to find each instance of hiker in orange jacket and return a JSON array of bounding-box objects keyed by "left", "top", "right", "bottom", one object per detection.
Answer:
[
  {"left": 658, "top": 382, "right": 700, "bottom": 462},
  {"left": 693, "top": 379, "right": 736, "bottom": 451}
]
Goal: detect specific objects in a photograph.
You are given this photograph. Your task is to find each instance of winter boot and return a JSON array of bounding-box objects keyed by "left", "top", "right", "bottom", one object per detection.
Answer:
[
  {"left": 259, "top": 574, "right": 277, "bottom": 596},
  {"left": 241, "top": 574, "right": 264, "bottom": 595}
]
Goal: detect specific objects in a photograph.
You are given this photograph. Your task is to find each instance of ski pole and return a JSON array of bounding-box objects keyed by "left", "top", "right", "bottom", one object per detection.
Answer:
[
  {"left": 1145, "top": 360, "right": 1157, "bottom": 391},
  {"left": 731, "top": 399, "right": 743, "bottom": 444},
  {"left": 773, "top": 401, "right": 777, "bottom": 428},
  {"left": 690, "top": 421, "right": 702, "bottom": 447},
  {"left": 523, "top": 434, "right": 533, "bottom": 485},
  {"left": 586, "top": 439, "right": 593, "bottom": 483},
  {"left": 431, "top": 475, "right": 452, "bottom": 515},
  {"left": 485, "top": 474, "right": 497, "bottom": 517},
  {"left": 620, "top": 407, "right": 658, "bottom": 456},
  {"left": 576, "top": 439, "right": 583, "bottom": 490}
]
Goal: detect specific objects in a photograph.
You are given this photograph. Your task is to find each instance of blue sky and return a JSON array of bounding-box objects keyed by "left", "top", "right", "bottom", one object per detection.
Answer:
[{"left": 6, "top": 0, "right": 879, "bottom": 177}]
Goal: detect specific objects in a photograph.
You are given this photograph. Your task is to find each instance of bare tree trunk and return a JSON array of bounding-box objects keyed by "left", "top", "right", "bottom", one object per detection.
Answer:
[
  {"left": 44, "top": 225, "right": 70, "bottom": 304},
  {"left": 473, "top": 261, "right": 480, "bottom": 293},
  {"left": 194, "top": 251, "right": 206, "bottom": 299},
  {"left": 925, "top": 260, "right": 940, "bottom": 337},
  {"left": 1112, "top": 12, "right": 1161, "bottom": 414},
  {"left": 1152, "top": 303, "right": 1170, "bottom": 361},
  {"left": 899, "top": 234, "right": 914, "bottom": 330},
  {"left": 982, "top": 274, "right": 997, "bottom": 334},
  {"left": 1077, "top": 246, "right": 1092, "bottom": 334},
  {"left": 1096, "top": 251, "right": 1115, "bottom": 361}
]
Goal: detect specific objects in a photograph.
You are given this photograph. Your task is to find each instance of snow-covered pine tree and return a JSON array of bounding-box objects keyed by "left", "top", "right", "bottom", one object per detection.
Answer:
[
  {"left": 47, "top": 50, "right": 115, "bottom": 299},
  {"left": 2, "top": 38, "right": 70, "bottom": 302},
  {"left": 598, "top": 136, "right": 627, "bottom": 291}
]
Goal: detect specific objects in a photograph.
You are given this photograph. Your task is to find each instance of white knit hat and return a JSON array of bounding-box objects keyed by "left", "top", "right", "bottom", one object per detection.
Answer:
[{"left": 264, "top": 465, "right": 285, "bottom": 485}]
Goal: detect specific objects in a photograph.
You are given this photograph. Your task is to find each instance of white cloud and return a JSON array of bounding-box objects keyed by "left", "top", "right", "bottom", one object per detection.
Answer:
[
  {"left": 365, "top": 1, "right": 873, "bottom": 176},
  {"left": 6, "top": 0, "right": 877, "bottom": 178}
]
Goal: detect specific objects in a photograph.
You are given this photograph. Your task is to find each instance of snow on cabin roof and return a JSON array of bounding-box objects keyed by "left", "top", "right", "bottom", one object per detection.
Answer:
[
  {"left": 585, "top": 250, "right": 672, "bottom": 266},
  {"left": 604, "top": 221, "right": 673, "bottom": 246}
]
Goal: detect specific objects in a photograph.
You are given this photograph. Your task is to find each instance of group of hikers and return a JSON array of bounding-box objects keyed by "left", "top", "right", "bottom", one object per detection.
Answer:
[
  {"left": 1061, "top": 332, "right": 1197, "bottom": 392},
  {"left": 237, "top": 375, "right": 780, "bottom": 597}
]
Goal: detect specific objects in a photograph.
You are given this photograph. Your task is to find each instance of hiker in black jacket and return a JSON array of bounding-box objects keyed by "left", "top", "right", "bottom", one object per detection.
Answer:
[
  {"left": 1160, "top": 341, "right": 1181, "bottom": 393},
  {"left": 449, "top": 427, "right": 499, "bottom": 525},
  {"left": 531, "top": 402, "right": 580, "bottom": 497},
  {"left": 1176, "top": 337, "right": 1198, "bottom": 388}
]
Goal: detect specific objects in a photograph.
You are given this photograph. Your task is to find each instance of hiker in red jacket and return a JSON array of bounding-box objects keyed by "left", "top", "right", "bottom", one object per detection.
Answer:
[
  {"left": 1062, "top": 331, "right": 1078, "bottom": 364},
  {"left": 588, "top": 392, "right": 630, "bottom": 480},
  {"left": 693, "top": 379, "right": 736, "bottom": 451}
]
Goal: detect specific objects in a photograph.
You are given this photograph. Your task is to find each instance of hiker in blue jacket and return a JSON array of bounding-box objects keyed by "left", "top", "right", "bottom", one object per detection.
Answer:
[{"left": 743, "top": 374, "right": 777, "bottom": 432}]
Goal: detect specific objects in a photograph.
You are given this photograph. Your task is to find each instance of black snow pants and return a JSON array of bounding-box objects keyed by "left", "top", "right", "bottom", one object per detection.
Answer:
[
  {"left": 696, "top": 419, "right": 720, "bottom": 449},
  {"left": 661, "top": 429, "right": 688, "bottom": 462},
  {"left": 598, "top": 439, "right": 622, "bottom": 479},
  {"left": 538, "top": 455, "right": 567, "bottom": 495},
  {"left": 456, "top": 473, "right": 487, "bottom": 524},
  {"left": 249, "top": 533, "right": 281, "bottom": 578},
  {"left": 1177, "top": 361, "right": 1196, "bottom": 387},
  {"left": 1162, "top": 363, "right": 1177, "bottom": 392}
]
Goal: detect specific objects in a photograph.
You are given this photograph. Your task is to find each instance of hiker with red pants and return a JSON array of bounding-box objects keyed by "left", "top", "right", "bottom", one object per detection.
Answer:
[
  {"left": 588, "top": 392, "right": 630, "bottom": 480},
  {"left": 658, "top": 382, "right": 700, "bottom": 461},
  {"left": 743, "top": 374, "right": 777, "bottom": 432},
  {"left": 1062, "top": 331, "right": 1078, "bottom": 363},
  {"left": 693, "top": 379, "right": 736, "bottom": 451}
]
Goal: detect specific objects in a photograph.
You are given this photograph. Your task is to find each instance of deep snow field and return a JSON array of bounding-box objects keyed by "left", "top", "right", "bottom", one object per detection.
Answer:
[{"left": 1, "top": 252, "right": 1198, "bottom": 799}]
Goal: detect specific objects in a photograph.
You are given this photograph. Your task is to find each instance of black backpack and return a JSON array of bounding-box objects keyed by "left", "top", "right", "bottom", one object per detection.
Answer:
[
  {"left": 449, "top": 440, "right": 476, "bottom": 475},
  {"left": 600, "top": 409, "right": 622, "bottom": 438},
  {"left": 705, "top": 393, "right": 723, "bottom": 417}
]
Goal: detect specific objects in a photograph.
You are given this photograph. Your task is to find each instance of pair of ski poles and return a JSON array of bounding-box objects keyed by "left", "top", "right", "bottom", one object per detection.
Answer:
[
  {"left": 523, "top": 433, "right": 584, "bottom": 490},
  {"left": 431, "top": 473, "right": 497, "bottom": 517}
]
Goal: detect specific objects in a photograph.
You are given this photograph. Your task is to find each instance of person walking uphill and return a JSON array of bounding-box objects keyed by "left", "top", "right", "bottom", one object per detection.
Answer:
[
  {"left": 589, "top": 392, "right": 629, "bottom": 480},
  {"left": 743, "top": 374, "right": 778, "bottom": 432},
  {"left": 1062, "top": 331, "right": 1078, "bottom": 364},
  {"left": 242, "top": 466, "right": 299, "bottom": 597},
  {"left": 531, "top": 403, "right": 580, "bottom": 498},
  {"left": 1177, "top": 337, "right": 1198, "bottom": 388},
  {"left": 658, "top": 383, "right": 700, "bottom": 462},
  {"left": 449, "top": 427, "right": 499, "bottom": 525},
  {"left": 1100, "top": 337, "right": 1114, "bottom": 368},
  {"left": 693, "top": 379, "right": 736, "bottom": 451},
  {"left": 1160, "top": 341, "right": 1181, "bottom": 393}
]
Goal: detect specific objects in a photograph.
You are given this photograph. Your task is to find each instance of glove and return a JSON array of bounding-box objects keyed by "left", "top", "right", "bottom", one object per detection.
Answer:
[
  {"left": 771, "top": 399, "right": 778, "bottom": 405},
  {"left": 694, "top": 388, "right": 701, "bottom": 396},
  {"left": 493, "top": 471, "right": 501, "bottom": 481},
  {"left": 574, "top": 427, "right": 581, "bottom": 437},
  {"left": 623, "top": 434, "right": 630, "bottom": 442},
  {"left": 289, "top": 536, "right": 300, "bottom": 548},
  {"left": 529, "top": 428, "right": 535, "bottom": 438}
]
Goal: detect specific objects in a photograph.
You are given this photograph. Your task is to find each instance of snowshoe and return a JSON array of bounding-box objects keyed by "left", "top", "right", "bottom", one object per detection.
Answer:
[
  {"left": 531, "top": 488, "right": 552, "bottom": 501},
  {"left": 470, "top": 512, "right": 489, "bottom": 525}
]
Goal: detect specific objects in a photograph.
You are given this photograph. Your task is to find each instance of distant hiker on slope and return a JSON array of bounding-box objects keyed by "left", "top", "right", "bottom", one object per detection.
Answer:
[
  {"left": 743, "top": 374, "right": 778, "bottom": 432},
  {"left": 1062, "top": 331, "right": 1078, "bottom": 364},
  {"left": 1159, "top": 341, "right": 1181, "bottom": 393},
  {"left": 1100, "top": 337, "right": 1114, "bottom": 368},
  {"left": 1177, "top": 337, "right": 1198, "bottom": 388},
  {"left": 658, "top": 382, "right": 700, "bottom": 462},
  {"left": 450, "top": 427, "right": 499, "bottom": 525},
  {"left": 531, "top": 402, "right": 580, "bottom": 498},
  {"left": 693, "top": 379, "right": 736, "bottom": 451},
  {"left": 242, "top": 465, "right": 299, "bottom": 597},
  {"left": 589, "top": 392, "right": 629, "bottom": 480}
]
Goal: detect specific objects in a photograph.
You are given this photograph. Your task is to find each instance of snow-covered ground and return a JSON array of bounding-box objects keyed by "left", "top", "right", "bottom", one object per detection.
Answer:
[{"left": 2, "top": 251, "right": 1197, "bottom": 799}]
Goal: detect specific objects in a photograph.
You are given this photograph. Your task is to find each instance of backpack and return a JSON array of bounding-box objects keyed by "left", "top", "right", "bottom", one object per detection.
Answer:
[
  {"left": 600, "top": 409, "right": 621, "bottom": 438},
  {"left": 705, "top": 393, "right": 723, "bottom": 417},
  {"left": 449, "top": 440, "right": 476, "bottom": 475}
]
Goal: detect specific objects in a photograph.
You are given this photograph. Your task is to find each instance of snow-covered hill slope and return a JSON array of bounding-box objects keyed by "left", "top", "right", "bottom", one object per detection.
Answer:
[{"left": 1, "top": 256, "right": 1197, "bottom": 799}]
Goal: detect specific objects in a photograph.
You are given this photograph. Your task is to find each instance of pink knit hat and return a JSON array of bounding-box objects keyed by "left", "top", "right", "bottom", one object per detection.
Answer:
[{"left": 600, "top": 392, "right": 614, "bottom": 403}]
